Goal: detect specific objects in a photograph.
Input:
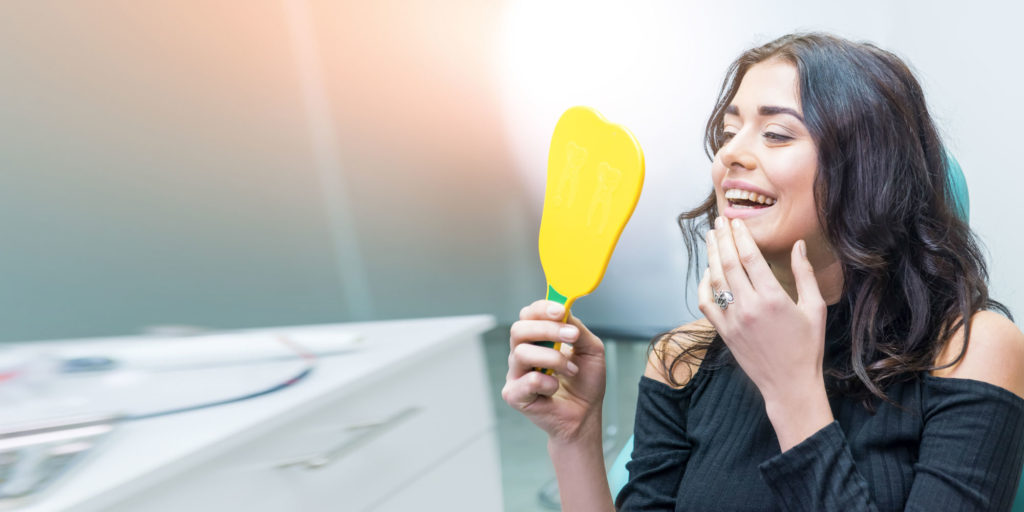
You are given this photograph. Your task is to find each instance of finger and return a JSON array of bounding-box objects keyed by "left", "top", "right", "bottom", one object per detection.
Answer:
[
  {"left": 520, "top": 300, "right": 568, "bottom": 321},
  {"left": 791, "top": 240, "right": 825, "bottom": 310},
  {"left": 697, "top": 267, "right": 725, "bottom": 329},
  {"left": 509, "top": 319, "right": 579, "bottom": 350},
  {"left": 714, "top": 216, "right": 754, "bottom": 296},
  {"left": 502, "top": 371, "right": 559, "bottom": 410},
  {"left": 561, "top": 311, "right": 603, "bottom": 356},
  {"left": 729, "top": 218, "right": 780, "bottom": 294},
  {"left": 508, "top": 342, "right": 578, "bottom": 379},
  {"left": 706, "top": 229, "right": 731, "bottom": 300}
]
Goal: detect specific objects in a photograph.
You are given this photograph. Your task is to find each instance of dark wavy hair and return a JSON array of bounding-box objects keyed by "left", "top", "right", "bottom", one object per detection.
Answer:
[{"left": 653, "top": 32, "right": 1011, "bottom": 411}]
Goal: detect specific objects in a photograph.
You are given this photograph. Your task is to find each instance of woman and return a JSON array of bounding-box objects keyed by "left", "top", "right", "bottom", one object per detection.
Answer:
[{"left": 502, "top": 33, "right": 1024, "bottom": 511}]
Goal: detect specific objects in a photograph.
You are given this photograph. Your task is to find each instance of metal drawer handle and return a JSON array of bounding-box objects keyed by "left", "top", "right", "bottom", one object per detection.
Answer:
[{"left": 275, "top": 406, "right": 421, "bottom": 471}]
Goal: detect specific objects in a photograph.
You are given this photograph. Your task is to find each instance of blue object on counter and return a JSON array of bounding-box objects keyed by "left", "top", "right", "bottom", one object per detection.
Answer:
[{"left": 61, "top": 357, "right": 119, "bottom": 373}]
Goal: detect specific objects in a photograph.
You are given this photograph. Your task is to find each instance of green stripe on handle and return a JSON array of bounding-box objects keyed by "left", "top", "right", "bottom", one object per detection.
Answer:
[
  {"left": 546, "top": 283, "right": 568, "bottom": 305},
  {"left": 533, "top": 284, "right": 568, "bottom": 374}
]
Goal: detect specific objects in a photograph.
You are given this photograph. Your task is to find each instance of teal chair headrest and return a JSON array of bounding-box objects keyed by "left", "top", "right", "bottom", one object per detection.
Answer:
[{"left": 946, "top": 154, "right": 969, "bottom": 222}]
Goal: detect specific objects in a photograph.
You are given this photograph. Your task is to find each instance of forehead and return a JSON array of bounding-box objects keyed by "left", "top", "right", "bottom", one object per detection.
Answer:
[{"left": 730, "top": 59, "right": 802, "bottom": 112}]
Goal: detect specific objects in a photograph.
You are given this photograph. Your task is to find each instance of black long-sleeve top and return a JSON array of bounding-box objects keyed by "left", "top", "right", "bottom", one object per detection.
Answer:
[{"left": 616, "top": 304, "right": 1024, "bottom": 511}]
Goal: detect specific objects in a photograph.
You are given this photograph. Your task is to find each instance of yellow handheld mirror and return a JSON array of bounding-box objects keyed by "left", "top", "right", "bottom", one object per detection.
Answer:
[{"left": 534, "top": 106, "right": 644, "bottom": 374}]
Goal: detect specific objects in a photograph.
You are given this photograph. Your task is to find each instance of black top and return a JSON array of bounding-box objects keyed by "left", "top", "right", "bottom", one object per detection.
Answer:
[{"left": 616, "top": 305, "right": 1024, "bottom": 511}]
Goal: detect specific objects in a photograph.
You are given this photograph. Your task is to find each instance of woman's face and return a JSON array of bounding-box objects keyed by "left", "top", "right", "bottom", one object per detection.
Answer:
[{"left": 712, "top": 58, "right": 825, "bottom": 260}]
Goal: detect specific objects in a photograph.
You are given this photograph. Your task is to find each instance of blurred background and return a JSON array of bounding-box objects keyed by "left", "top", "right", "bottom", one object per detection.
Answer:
[
  {"left": 2, "top": 0, "right": 1023, "bottom": 341},
  {"left": 2, "top": 1, "right": 1023, "bottom": 510}
]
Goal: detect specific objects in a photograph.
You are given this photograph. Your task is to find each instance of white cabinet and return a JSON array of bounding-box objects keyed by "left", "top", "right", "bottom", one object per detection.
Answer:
[{"left": 14, "top": 315, "right": 501, "bottom": 512}]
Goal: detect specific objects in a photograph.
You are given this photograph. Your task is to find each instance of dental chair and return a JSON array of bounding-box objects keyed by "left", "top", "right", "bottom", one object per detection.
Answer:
[{"left": 608, "top": 156, "right": 1024, "bottom": 510}]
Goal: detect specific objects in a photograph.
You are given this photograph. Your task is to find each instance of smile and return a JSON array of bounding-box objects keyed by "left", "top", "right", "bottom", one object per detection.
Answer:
[{"left": 724, "top": 188, "right": 776, "bottom": 209}]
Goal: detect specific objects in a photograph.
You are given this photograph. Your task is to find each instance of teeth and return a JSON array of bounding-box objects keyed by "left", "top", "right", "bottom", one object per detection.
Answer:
[{"left": 724, "top": 188, "right": 776, "bottom": 205}]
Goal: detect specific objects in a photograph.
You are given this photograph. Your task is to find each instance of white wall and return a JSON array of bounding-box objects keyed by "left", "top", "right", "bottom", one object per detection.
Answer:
[{"left": 0, "top": 1, "right": 533, "bottom": 341}]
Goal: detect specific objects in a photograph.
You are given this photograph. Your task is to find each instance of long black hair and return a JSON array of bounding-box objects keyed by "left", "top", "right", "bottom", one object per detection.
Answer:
[{"left": 654, "top": 32, "right": 1011, "bottom": 410}]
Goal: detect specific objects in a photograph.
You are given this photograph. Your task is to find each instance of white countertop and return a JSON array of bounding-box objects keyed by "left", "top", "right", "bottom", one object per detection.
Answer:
[{"left": 3, "top": 314, "right": 496, "bottom": 512}]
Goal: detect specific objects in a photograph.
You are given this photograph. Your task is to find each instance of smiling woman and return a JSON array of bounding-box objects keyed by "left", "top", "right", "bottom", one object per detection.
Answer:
[{"left": 502, "top": 32, "right": 1024, "bottom": 512}]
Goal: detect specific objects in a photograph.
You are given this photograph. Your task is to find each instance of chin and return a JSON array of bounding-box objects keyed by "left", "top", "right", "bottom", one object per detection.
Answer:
[{"left": 746, "top": 226, "right": 793, "bottom": 259}]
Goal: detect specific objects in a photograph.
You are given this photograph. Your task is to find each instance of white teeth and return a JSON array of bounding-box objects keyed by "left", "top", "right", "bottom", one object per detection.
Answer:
[{"left": 724, "top": 188, "right": 776, "bottom": 205}]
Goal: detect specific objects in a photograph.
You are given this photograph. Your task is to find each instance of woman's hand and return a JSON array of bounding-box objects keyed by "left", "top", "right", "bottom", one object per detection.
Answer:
[
  {"left": 700, "top": 216, "right": 833, "bottom": 450},
  {"left": 502, "top": 300, "right": 606, "bottom": 444}
]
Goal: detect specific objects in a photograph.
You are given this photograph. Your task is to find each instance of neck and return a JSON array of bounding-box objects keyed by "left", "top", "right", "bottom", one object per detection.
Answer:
[{"left": 767, "top": 246, "right": 843, "bottom": 306}]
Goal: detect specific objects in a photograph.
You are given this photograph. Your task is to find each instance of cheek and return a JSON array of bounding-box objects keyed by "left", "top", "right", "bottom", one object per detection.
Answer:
[
  {"left": 710, "top": 158, "right": 725, "bottom": 184},
  {"left": 771, "top": 151, "right": 818, "bottom": 215},
  {"left": 756, "top": 155, "right": 820, "bottom": 252},
  {"left": 710, "top": 160, "right": 727, "bottom": 208}
]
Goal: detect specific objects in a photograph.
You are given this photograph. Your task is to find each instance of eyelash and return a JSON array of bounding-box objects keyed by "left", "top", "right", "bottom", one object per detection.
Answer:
[{"left": 721, "top": 131, "right": 791, "bottom": 143}]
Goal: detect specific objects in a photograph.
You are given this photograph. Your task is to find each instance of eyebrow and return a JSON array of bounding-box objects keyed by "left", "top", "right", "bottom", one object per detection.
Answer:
[{"left": 724, "top": 104, "right": 805, "bottom": 123}]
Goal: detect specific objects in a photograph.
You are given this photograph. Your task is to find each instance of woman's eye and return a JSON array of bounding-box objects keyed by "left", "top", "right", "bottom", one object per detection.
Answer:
[
  {"left": 721, "top": 131, "right": 736, "bottom": 142},
  {"left": 763, "top": 132, "right": 792, "bottom": 142}
]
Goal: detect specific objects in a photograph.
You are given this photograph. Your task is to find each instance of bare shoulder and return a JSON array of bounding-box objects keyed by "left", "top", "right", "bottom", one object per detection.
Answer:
[
  {"left": 932, "top": 310, "right": 1024, "bottom": 399},
  {"left": 643, "top": 317, "right": 713, "bottom": 389}
]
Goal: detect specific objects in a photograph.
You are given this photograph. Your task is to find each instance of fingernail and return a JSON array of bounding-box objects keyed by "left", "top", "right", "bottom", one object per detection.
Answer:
[
  {"left": 559, "top": 325, "right": 578, "bottom": 341},
  {"left": 547, "top": 303, "right": 564, "bottom": 318},
  {"left": 715, "top": 216, "right": 723, "bottom": 228},
  {"left": 731, "top": 218, "right": 741, "bottom": 229},
  {"left": 566, "top": 361, "right": 579, "bottom": 376},
  {"left": 799, "top": 240, "right": 807, "bottom": 257}
]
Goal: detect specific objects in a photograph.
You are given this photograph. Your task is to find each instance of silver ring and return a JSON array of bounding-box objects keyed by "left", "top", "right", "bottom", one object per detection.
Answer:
[{"left": 714, "top": 289, "right": 735, "bottom": 311}]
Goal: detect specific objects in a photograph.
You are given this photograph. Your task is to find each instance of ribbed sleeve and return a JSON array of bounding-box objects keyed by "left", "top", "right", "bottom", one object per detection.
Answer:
[
  {"left": 904, "top": 376, "right": 1024, "bottom": 511},
  {"left": 758, "top": 421, "right": 878, "bottom": 511},
  {"left": 757, "top": 376, "right": 1024, "bottom": 512},
  {"left": 615, "top": 375, "right": 699, "bottom": 511}
]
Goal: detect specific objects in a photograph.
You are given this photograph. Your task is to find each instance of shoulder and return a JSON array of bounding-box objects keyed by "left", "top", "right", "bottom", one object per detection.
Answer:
[
  {"left": 643, "top": 317, "right": 712, "bottom": 389},
  {"left": 931, "top": 310, "right": 1024, "bottom": 399}
]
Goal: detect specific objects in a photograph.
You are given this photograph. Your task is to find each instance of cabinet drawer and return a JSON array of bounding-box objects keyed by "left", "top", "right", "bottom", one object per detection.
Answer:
[
  {"left": 372, "top": 430, "right": 503, "bottom": 512},
  {"left": 108, "top": 335, "right": 496, "bottom": 512}
]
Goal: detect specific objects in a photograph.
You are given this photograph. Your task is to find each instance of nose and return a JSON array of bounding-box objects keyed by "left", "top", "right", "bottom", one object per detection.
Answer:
[{"left": 717, "top": 131, "right": 758, "bottom": 171}]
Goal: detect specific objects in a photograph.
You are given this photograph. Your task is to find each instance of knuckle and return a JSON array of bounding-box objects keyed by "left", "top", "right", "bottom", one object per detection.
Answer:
[
  {"left": 509, "top": 321, "right": 524, "bottom": 340},
  {"left": 737, "top": 309, "right": 756, "bottom": 324},
  {"left": 739, "top": 250, "right": 758, "bottom": 265},
  {"left": 512, "top": 343, "right": 531, "bottom": 360},
  {"left": 507, "top": 351, "right": 515, "bottom": 366}
]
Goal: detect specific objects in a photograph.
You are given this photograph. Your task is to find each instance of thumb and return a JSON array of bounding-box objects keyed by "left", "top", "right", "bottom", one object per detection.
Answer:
[
  {"left": 791, "top": 240, "right": 824, "bottom": 307},
  {"left": 563, "top": 311, "right": 603, "bottom": 355}
]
